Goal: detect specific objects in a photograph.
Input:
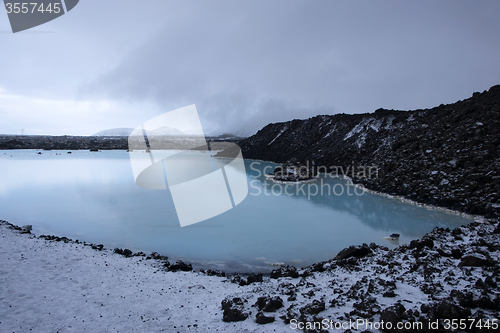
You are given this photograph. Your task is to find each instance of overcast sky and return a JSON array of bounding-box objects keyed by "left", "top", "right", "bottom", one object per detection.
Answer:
[{"left": 1, "top": 0, "right": 499, "bottom": 136}]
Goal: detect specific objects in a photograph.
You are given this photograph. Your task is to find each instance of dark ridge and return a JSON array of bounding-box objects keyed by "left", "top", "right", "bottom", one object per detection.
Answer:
[
  {"left": 0, "top": 135, "right": 242, "bottom": 151},
  {"left": 239, "top": 85, "right": 500, "bottom": 218},
  {"left": 0, "top": 135, "right": 129, "bottom": 150}
]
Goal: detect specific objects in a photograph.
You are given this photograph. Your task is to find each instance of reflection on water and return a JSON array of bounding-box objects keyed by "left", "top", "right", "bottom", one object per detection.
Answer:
[{"left": 0, "top": 150, "right": 473, "bottom": 272}]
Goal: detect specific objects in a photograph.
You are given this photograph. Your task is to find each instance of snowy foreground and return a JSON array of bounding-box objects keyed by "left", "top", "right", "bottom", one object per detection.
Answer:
[{"left": 1, "top": 219, "right": 500, "bottom": 333}]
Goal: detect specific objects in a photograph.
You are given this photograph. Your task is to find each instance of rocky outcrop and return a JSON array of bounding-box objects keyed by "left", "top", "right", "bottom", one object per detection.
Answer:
[
  {"left": 166, "top": 260, "right": 193, "bottom": 272},
  {"left": 255, "top": 311, "right": 275, "bottom": 324},
  {"left": 221, "top": 297, "right": 249, "bottom": 322},
  {"left": 0, "top": 135, "right": 129, "bottom": 150},
  {"left": 239, "top": 85, "right": 500, "bottom": 218},
  {"left": 255, "top": 296, "right": 284, "bottom": 312},
  {"left": 269, "top": 158, "right": 318, "bottom": 182},
  {"left": 270, "top": 265, "right": 299, "bottom": 279},
  {"left": 219, "top": 218, "right": 500, "bottom": 331}
]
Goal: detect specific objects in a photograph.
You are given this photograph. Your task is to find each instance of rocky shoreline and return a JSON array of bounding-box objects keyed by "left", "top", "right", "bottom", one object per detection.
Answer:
[
  {"left": 239, "top": 85, "right": 500, "bottom": 220},
  {"left": 2, "top": 215, "right": 500, "bottom": 332},
  {"left": 0, "top": 135, "right": 243, "bottom": 151},
  {"left": 265, "top": 158, "right": 319, "bottom": 183}
]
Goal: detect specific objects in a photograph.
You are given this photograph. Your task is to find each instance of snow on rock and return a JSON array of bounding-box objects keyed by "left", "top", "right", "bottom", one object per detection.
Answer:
[
  {"left": 268, "top": 126, "right": 288, "bottom": 146},
  {"left": 323, "top": 124, "right": 337, "bottom": 138},
  {"left": 2, "top": 218, "right": 500, "bottom": 332},
  {"left": 344, "top": 121, "right": 366, "bottom": 141}
]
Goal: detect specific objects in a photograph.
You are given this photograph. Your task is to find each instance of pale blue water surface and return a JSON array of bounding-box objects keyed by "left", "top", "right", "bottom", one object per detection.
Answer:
[{"left": 0, "top": 150, "right": 473, "bottom": 272}]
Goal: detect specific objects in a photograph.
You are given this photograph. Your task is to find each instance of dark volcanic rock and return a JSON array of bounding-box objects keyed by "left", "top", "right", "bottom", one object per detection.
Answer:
[
  {"left": 255, "top": 296, "right": 284, "bottom": 312},
  {"left": 271, "top": 158, "right": 317, "bottom": 181},
  {"left": 167, "top": 260, "right": 193, "bottom": 272},
  {"left": 221, "top": 298, "right": 248, "bottom": 322},
  {"left": 379, "top": 303, "right": 406, "bottom": 331},
  {"left": 271, "top": 265, "right": 299, "bottom": 279},
  {"left": 200, "top": 269, "right": 226, "bottom": 277},
  {"left": 335, "top": 244, "right": 372, "bottom": 260},
  {"left": 409, "top": 238, "right": 434, "bottom": 251},
  {"left": 383, "top": 290, "right": 397, "bottom": 298},
  {"left": 149, "top": 252, "right": 162, "bottom": 259},
  {"left": 459, "top": 255, "right": 492, "bottom": 267},
  {"left": 255, "top": 311, "right": 275, "bottom": 324},
  {"left": 238, "top": 85, "right": 500, "bottom": 218},
  {"left": 239, "top": 273, "right": 263, "bottom": 286},
  {"left": 0, "top": 135, "right": 130, "bottom": 150},
  {"left": 91, "top": 244, "right": 104, "bottom": 251},
  {"left": 113, "top": 248, "right": 133, "bottom": 257},
  {"left": 434, "top": 300, "right": 471, "bottom": 319},
  {"left": 222, "top": 307, "right": 248, "bottom": 322},
  {"left": 300, "top": 300, "right": 325, "bottom": 315}
]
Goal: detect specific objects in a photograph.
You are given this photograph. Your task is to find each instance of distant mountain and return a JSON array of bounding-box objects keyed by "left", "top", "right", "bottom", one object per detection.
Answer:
[
  {"left": 146, "top": 126, "right": 187, "bottom": 136},
  {"left": 92, "top": 128, "right": 134, "bottom": 136},
  {"left": 93, "top": 126, "right": 189, "bottom": 137},
  {"left": 182, "top": 128, "right": 204, "bottom": 135},
  {"left": 207, "top": 129, "right": 250, "bottom": 138},
  {"left": 239, "top": 85, "right": 500, "bottom": 218},
  {"left": 92, "top": 127, "right": 249, "bottom": 138}
]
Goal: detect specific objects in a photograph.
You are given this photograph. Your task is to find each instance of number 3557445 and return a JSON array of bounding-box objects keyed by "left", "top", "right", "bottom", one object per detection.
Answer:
[{"left": 5, "top": 2, "right": 61, "bottom": 14}]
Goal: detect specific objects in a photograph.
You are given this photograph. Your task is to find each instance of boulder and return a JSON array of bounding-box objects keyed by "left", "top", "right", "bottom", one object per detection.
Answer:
[
  {"left": 335, "top": 245, "right": 372, "bottom": 260},
  {"left": 459, "top": 255, "right": 491, "bottom": 267},
  {"left": 380, "top": 303, "right": 406, "bottom": 331},
  {"left": 300, "top": 300, "right": 325, "bottom": 315},
  {"left": 239, "top": 273, "right": 263, "bottom": 286},
  {"left": 270, "top": 265, "right": 299, "bottom": 279},
  {"left": 434, "top": 300, "right": 471, "bottom": 319},
  {"left": 200, "top": 269, "right": 226, "bottom": 277},
  {"left": 167, "top": 260, "right": 193, "bottom": 272},
  {"left": 409, "top": 238, "right": 434, "bottom": 251},
  {"left": 255, "top": 311, "right": 275, "bottom": 324},
  {"left": 221, "top": 298, "right": 248, "bottom": 322},
  {"left": 255, "top": 296, "right": 284, "bottom": 312}
]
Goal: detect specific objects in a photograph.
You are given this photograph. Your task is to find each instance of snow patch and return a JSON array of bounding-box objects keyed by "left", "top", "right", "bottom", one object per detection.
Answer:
[
  {"left": 268, "top": 126, "right": 287, "bottom": 145},
  {"left": 440, "top": 179, "right": 450, "bottom": 186},
  {"left": 323, "top": 124, "right": 337, "bottom": 138}
]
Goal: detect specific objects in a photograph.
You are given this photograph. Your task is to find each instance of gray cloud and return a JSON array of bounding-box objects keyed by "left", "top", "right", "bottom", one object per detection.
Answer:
[
  {"left": 2, "top": 0, "right": 500, "bottom": 135},
  {"left": 84, "top": 0, "right": 500, "bottom": 135}
]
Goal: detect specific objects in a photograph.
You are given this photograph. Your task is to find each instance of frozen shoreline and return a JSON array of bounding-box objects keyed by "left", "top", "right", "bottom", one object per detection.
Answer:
[
  {"left": 0, "top": 220, "right": 271, "bottom": 332},
  {"left": 2, "top": 218, "right": 500, "bottom": 332}
]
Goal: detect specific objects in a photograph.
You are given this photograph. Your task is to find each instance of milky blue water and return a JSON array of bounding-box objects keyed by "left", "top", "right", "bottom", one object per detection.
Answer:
[{"left": 0, "top": 150, "right": 473, "bottom": 272}]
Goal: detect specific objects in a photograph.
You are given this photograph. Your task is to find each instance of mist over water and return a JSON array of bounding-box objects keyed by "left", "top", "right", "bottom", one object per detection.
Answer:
[{"left": 0, "top": 150, "right": 473, "bottom": 272}]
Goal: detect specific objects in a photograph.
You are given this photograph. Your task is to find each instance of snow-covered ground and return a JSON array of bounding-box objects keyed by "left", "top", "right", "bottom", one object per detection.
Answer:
[
  {"left": 1, "top": 218, "right": 499, "bottom": 333},
  {"left": 0, "top": 221, "right": 284, "bottom": 332}
]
